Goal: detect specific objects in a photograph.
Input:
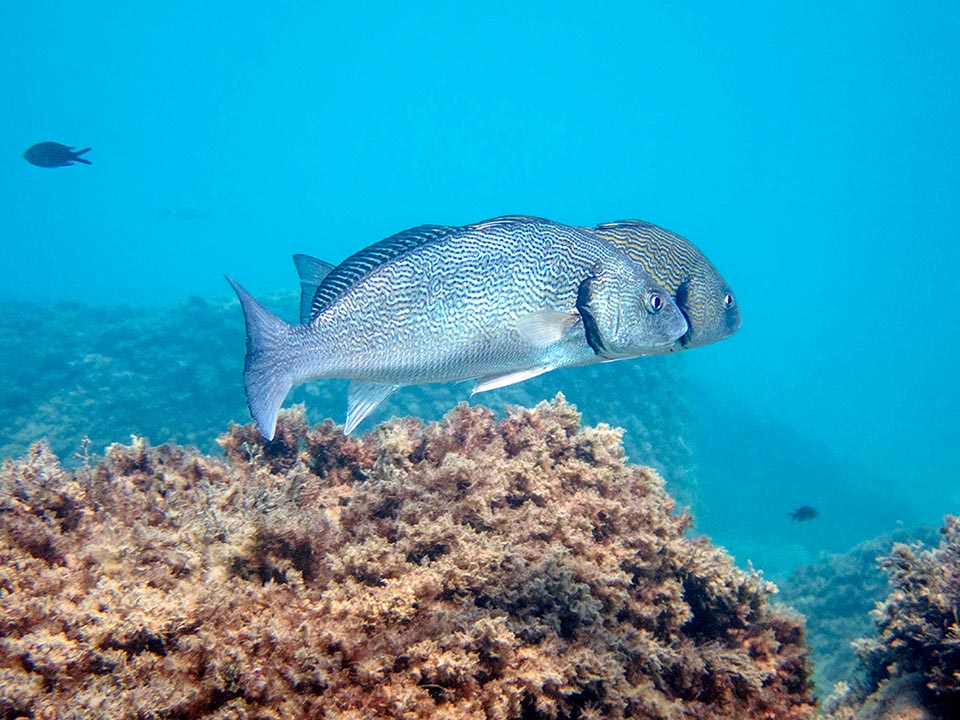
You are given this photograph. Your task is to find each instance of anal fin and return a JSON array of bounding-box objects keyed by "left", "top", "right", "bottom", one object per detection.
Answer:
[{"left": 345, "top": 381, "right": 398, "bottom": 435}]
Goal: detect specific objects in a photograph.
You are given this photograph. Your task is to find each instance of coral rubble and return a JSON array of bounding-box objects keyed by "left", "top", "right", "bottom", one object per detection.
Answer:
[
  {"left": 0, "top": 398, "right": 813, "bottom": 719},
  {"left": 821, "top": 515, "right": 960, "bottom": 720}
]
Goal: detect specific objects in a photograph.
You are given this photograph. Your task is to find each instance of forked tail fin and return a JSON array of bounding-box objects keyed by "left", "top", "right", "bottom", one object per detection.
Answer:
[
  {"left": 73, "top": 147, "right": 92, "bottom": 165},
  {"left": 225, "top": 276, "right": 295, "bottom": 441}
]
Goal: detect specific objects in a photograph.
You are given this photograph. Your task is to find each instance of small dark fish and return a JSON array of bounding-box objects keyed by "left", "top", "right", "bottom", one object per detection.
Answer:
[
  {"left": 788, "top": 505, "right": 819, "bottom": 522},
  {"left": 23, "top": 142, "right": 92, "bottom": 168},
  {"left": 161, "top": 207, "right": 203, "bottom": 220}
]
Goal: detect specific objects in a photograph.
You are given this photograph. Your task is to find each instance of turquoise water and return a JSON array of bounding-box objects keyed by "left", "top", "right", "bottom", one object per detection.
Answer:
[{"left": 2, "top": 3, "right": 958, "bottom": 576}]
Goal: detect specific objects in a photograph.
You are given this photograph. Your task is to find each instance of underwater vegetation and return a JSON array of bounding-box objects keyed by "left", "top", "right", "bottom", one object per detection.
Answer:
[
  {"left": 0, "top": 398, "right": 814, "bottom": 719},
  {"left": 779, "top": 525, "right": 939, "bottom": 695},
  {"left": 820, "top": 515, "right": 960, "bottom": 720}
]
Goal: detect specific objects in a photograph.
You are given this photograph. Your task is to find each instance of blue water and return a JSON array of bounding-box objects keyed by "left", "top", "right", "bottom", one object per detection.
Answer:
[{"left": 2, "top": 3, "right": 958, "bottom": 576}]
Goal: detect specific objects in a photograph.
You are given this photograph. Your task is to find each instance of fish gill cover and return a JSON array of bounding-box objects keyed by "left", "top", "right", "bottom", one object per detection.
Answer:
[{"left": 0, "top": 398, "right": 815, "bottom": 719}]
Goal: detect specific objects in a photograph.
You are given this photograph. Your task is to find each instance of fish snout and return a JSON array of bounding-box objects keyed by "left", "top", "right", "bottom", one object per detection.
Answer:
[{"left": 726, "top": 306, "right": 743, "bottom": 335}]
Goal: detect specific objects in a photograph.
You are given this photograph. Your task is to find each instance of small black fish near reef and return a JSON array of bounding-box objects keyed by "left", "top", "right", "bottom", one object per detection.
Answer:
[
  {"left": 788, "top": 505, "right": 819, "bottom": 522},
  {"left": 23, "top": 141, "right": 92, "bottom": 168}
]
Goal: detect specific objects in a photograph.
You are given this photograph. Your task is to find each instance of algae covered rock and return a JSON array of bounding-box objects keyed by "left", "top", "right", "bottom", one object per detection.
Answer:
[
  {"left": 0, "top": 397, "right": 813, "bottom": 719},
  {"left": 779, "top": 524, "right": 939, "bottom": 696},
  {"left": 822, "top": 515, "right": 960, "bottom": 720}
]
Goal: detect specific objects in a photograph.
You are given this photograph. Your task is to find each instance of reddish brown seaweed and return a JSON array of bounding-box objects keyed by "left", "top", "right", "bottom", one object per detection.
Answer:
[
  {"left": 822, "top": 515, "right": 960, "bottom": 720},
  {"left": 0, "top": 397, "right": 813, "bottom": 719}
]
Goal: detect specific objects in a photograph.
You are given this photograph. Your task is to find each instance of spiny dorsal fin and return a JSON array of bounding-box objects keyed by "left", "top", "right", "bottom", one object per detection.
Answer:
[
  {"left": 293, "top": 254, "right": 336, "bottom": 324},
  {"left": 594, "top": 219, "right": 656, "bottom": 231},
  {"left": 309, "top": 224, "right": 458, "bottom": 319},
  {"left": 468, "top": 215, "right": 551, "bottom": 231}
]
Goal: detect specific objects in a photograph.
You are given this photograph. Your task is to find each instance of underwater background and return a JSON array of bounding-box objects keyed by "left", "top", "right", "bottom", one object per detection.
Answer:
[{"left": 1, "top": 3, "right": 959, "bottom": 708}]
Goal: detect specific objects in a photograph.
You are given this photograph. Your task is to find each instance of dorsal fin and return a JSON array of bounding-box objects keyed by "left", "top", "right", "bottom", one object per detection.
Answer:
[
  {"left": 308, "top": 224, "right": 458, "bottom": 319},
  {"left": 293, "top": 254, "right": 336, "bottom": 323},
  {"left": 467, "top": 215, "right": 551, "bottom": 231},
  {"left": 594, "top": 219, "right": 656, "bottom": 231}
]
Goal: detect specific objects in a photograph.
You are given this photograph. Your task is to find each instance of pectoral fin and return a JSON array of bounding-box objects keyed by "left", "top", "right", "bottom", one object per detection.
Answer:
[
  {"left": 515, "top": 308, "right": 580, "bottom": 347},
  {"left": 472, "top": 367, "right": 552, "bottom": 394},
  {"left": 345, "top": 381, "right": 398, "bottom": 435}
]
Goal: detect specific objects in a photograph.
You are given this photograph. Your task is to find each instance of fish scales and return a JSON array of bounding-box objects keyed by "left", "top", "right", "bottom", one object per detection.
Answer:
[
  {"left": 308, "top": 224, "right": 456, "bottom": 317},
  {"left": 301, "top": 219, "right": 634, "bottom": 382},
  {"left": 229, "top": 215, "right": 688, "bottom": 438},
  {"left": 595, "top": 221, "right": 699, "bottom": 290}
]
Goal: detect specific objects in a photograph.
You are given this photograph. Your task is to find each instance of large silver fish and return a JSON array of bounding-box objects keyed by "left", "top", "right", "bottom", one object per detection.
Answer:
[
  {"left": 228, "top": 216, "right": 688, "bottom": 439},
  {"left": 586, "top": 220, "right": 741, "bottom": 350}
]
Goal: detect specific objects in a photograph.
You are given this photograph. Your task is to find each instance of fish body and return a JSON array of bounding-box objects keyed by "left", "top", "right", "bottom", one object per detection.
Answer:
[
  {"left": 23, "top": 142, "right": 92, "bottom": 168},
  {"left": 229, "top": 216, "right": 688, "bottom": 438},
  {"left": 586, "top": 220, "right": 741, "bottom": 350},
  {"left": 788, "top": 505, "right": 819, "bottom": 522}
]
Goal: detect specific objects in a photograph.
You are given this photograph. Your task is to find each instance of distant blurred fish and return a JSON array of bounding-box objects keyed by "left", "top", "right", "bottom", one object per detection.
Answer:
[
  {"left": 23, "top": 142, "right": 92, "bottom": 168},
  {"left": 788, "top": 505, "right": 819, "bottom": 522},
  {"left": 161, "top": 207, "right": 203, "bottom": 221},
  {"left": 586, "top": 220, "right": 741, "bottom": 351}
]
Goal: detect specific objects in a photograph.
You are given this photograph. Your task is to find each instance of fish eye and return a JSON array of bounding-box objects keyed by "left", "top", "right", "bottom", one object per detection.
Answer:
[
  {"left": 723, "top": 292, "right": 736, "bottom": 309},
  {"left": 645, "top": 292, "right": 664, "bottom": 314}
]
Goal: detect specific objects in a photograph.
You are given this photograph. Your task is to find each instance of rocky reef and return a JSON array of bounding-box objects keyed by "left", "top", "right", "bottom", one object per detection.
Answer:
[
  {"left": 779, "top": 525, "right": 939, "bottom": 695},
  {"left": 820, "top": 515, "right": 960, "bottom": 720},
  {"left": 0, "top": 398, "right": 813, "bottom": 719}
]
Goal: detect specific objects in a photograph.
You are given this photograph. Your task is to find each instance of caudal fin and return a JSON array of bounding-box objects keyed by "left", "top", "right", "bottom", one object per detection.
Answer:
[
  {"left": 73, "top": 148, "right": 92, "bottom": 165},
  {"left": 226, "top": 276, "right": 295, "bottom": 441}
]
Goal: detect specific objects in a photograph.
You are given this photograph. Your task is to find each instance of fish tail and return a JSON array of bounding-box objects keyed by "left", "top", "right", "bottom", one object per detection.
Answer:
[
  {"left": 226, "top": 275, "right": 296, "bottom": 441},
  {"left": 73, "top": 148, "right": 92, "bottom": 165}
]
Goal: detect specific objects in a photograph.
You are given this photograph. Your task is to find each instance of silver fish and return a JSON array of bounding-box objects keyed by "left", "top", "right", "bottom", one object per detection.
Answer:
[
  {"left": 586, "top": 220, "right": 741, "bottom": 350},
  {"left": 23, "top": 142, "right": 92, "bottom": 168},
  {"left": 228, "top": 215, "right": 687, "bottom": 439}
]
